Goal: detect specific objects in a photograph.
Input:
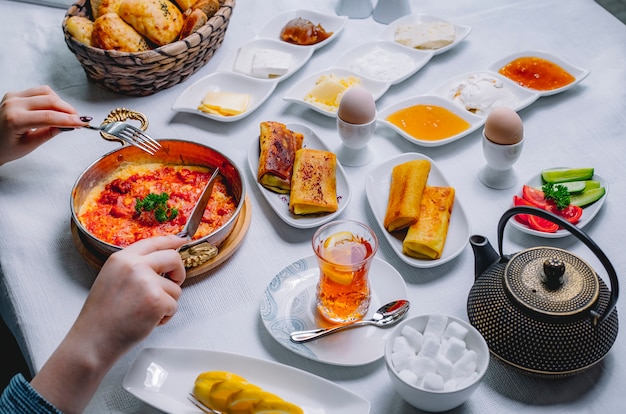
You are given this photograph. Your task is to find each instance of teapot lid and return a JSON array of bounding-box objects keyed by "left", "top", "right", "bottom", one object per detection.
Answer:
[{"left": 505, "top": 246, "right": 599, "bottom": 320}]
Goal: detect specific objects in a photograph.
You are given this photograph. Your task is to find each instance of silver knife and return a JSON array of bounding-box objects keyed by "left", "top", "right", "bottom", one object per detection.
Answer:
[{"left": 177, "top": 167, "right": 220, "bottom": 241}]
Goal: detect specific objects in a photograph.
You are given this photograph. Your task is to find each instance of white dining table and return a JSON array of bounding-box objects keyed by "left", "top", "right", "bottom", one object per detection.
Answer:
[{"left": 1, "top": 0, "right": 626, "bottom": 412}]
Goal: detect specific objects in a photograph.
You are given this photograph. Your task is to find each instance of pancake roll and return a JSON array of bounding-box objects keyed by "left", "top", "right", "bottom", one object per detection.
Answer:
[
  {"left": 383, "top": 159, "right": 431, "bottom": 232},
  {"left": 289, "top": 148, "right": 338, "bottom": 215},
  {"left": 257, "top": 121, "right": 304, "bottom": 194}
]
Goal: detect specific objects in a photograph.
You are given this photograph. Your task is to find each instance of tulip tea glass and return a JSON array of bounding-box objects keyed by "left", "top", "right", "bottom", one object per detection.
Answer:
[{"left": 313, "top": 220, "right": 378, "bottom": 324}]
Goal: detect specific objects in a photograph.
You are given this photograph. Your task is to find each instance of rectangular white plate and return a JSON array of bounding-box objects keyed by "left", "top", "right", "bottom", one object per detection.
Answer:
[{"left": 123, "top": 347, "right": 370, "bottom": 414}]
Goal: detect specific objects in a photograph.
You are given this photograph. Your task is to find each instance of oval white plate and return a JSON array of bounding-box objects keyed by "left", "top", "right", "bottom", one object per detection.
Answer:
[
  {"left": 430, "top": 71, "right": 540, "bottom": 117},
  {"left": 365, "top": 153, "right": 471, "bottom": 268},
  {"left": 487, "top": 50, "right": 590, "bottom": 97},
  {"left": 260, "top": 255, "right": 408, "bottom": 366},
  {"left": 377, "top": 94, "right": 484, "bottom": 147},
  {"left": 171, "top": 72, "right": 277, "bottom": 122},
  {"left": 123, "top": 347, "right": 370, "bottom": 413},
  {"left": 247, "top": 122, "right": 351, "bottom": 229},
  {"left": 334, "top": 40, "right": 433, "bottom": 85},
  {"left": 283, "top": 68, "right": 390, "bottom": 118},
  {"left": 510, "top": 170, "right": 608, "bottom": 238},
  {"left": 378, "top": 14, "right": 472, "bottom": 56},
  {"left": 255, "top": 9, "right": 347, "bottom": 51},
  {"left": 217, "top": 38, "right": 314, "bottom": 83}
]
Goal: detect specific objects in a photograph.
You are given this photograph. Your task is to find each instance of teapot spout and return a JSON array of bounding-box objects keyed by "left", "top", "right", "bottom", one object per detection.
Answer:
[{"left": 470, "top": 235, "right": 501, "bottom": 280}]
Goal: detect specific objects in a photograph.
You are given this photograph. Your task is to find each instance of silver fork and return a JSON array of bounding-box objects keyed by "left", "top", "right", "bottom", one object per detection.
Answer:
[
  {"left": 84, "top": 121, "right": 161, "bottom": 155},
  {"left": 187, "top": 393, "right": 221, "bottom": 413}
]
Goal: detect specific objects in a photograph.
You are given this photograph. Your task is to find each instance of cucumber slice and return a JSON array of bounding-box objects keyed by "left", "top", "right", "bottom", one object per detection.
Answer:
[
  {"left": 584, "top": 180, "right": 601, "bottom": 191},
  {"left": 541, "top": 168, "right": 594, "bottom": 183},
  {"left": 558, "top": 181, "right": 586, "bottom": 194},
  {"left": 570, "top": 187, "right": 605, "bottom": 208}
]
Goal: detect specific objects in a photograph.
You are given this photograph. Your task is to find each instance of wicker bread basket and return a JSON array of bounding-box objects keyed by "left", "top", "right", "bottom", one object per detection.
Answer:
[{"left": 62, "top": 0, "right": 235, "bottom": 96}]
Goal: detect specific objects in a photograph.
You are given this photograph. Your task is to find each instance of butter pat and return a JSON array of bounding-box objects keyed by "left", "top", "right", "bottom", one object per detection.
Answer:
[
  {"left": 198, "top": 91, "right": 250, "bottom": 116},
  {"left": 394, "top": 21, "right": 456, "bottom": 50},
  {"left": 304, "top": 74, "right": 361, "bottom": 112},
  {"left": 233, "top": 47, "right": 291, "bottom": 79}
]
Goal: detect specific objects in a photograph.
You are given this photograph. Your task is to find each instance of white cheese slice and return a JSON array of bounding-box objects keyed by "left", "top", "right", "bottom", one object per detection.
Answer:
[
  {"left": 233, "top": 47, "right": 255, "bottom": 76},
  {"left": 251, "top": 49, "right": 291, "bottom": 78},
  {"left": 198, "top": 91, "right": 250, "bottom": 116},
  {"left": 394, "top": 21, "right": 456, "bottom": 50}
]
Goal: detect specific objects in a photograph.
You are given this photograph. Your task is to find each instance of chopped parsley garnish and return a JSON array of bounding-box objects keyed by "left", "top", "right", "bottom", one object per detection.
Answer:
[
  {"left": 542, "top": 182, "right": 570, "bottom": 210},
  {"left": 135, "top": 193, "right": 178, "bottom": 223}
]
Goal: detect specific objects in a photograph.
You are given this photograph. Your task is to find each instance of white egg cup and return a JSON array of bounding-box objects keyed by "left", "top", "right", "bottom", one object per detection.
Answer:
[
  {"left": 478, "top": 130, "right": 524, "bottom": 189},
  {"left": 336, "top": 116, "right": 376, "bottom": 167}
]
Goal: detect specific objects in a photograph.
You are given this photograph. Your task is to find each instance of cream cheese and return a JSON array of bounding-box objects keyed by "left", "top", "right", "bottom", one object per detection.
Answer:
[
  {"left": 349, "top": 47, "right": 415, "bottom": 83},
  {"left": 447, "top": 73, "right": 519, "bottom": 116}
]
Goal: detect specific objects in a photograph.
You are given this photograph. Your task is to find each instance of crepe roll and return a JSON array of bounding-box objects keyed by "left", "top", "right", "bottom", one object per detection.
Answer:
[
  {"left": 384, "top": 159, "right": 431, "bottom": 232},
  {"left": 257, "top": 121, "right": 304, "bottom": 194},
  {"left": 403, "top": 186, "right": 455, "bottom": 260},
  {"left": 289, "top": 148, "right": 338, "bottom": 215}
]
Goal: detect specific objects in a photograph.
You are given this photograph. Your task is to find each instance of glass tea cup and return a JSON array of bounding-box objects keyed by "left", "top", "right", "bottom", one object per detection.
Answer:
[{"left": 312, "top": 220, "right": 378, "bottom": 324}]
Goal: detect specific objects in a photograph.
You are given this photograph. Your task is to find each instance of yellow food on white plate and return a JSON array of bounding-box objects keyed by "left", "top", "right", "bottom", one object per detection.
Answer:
[
  {"left": 384, "top": 159, "right": 431, "bottom": 232},
  {"left": 193, "top": 370, "right": 303, "bottom": 414},
  {"left": 403, "top": 186, "right": 455, "bottom": 260},
  {"left": 289, "top": 148, "right": 338, "bottom": 215},
  {"left": 304, "top": 74, "right": 361, "bottom": 112},
  {"left": 198, "top": 91, "right": 251, "bottom": 116}
]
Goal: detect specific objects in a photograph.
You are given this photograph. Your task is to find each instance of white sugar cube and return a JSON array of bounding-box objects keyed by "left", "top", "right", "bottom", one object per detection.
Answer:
[
  {"left": 410, "top": 356, "right": 436, "bottom": 379},
  {"left": 424, "top": 314, "right": 448, "bottom": 337},
  {"left": 458, "top": 371, "right": 479, "bottom": 388},
  {"left": 391, "top": 351, "right": 414, "bottom": 371},
  {"left": 401, "top": 325, "right": 423, "bottom": 352},
  {"left": 443, "top": 321, "right": 469, "bottom": 340},
  {"left": 392, "top": 336, "right": 413, "bottom": 354},
  {"left": 443, "top": 336, "right": 467, "bottom": 363},
  {"left": 422, "top": 372, "right": 445, "bottom": 391},
  {"left": 444, "top": 378, "right": 459, "bottom": 391},
  {"left": 435, "top": 353, "right": 454, "bottom": 380},
  {"left": 453, "top": 349, "right": 478, "bottom": 379},
  {"left": 419, "top": 335, "right": 441, "bottom": 359},
  {"left": 398, "top": 369, "right": 418, "bottom": 386}
]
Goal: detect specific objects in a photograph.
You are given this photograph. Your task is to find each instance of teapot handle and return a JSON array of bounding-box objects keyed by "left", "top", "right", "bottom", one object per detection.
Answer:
[{"left": 497, "top": 206, "right": 619, "bottom": 326}]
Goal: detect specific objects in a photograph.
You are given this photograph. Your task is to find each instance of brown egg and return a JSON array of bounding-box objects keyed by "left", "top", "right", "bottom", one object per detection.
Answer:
[
  {"left": 483, "top": 107, "right": 523, "bottom": 144},
  {"left": 337, "top": 85, "right": 376, "bottom": 124}
]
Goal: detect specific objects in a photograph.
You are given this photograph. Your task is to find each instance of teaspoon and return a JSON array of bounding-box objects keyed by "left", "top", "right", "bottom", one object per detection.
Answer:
[{"left": 289, "top": 299, "right": 410, "bottom": 343}]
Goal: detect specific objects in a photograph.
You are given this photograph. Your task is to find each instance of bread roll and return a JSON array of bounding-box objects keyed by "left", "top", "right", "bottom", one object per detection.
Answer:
[
  {"left": 92, "top": 13, "right": 151, "bottom": 52},
  {"left": 384, "top": 159, "right": 431, "bottom": 232},
  {"left": 289, "top": 149, "right": 338, "bottom": 215},
  {"left": 66, "top": 16, "right": 95, "bottom": 46},
  {"left": 403, "top": 186, "right": 455, "bottom": 260},
  {"left": 173, "top": 0, "right": 195, "bottom": 11},
  {"left": 91, "top": 0, "right": 122, "bottom": 20},
  {"left": 179, "top": 8, "right": 207, "bottom": 39},
  {"left": 118, "top": 0, "right": 183, "bottom": 46},
  {"left": 191, "top": 0, "right": 219, "bottom": 18}
]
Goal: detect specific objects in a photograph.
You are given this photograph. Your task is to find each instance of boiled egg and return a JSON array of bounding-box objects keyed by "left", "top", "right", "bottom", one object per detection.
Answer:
[
  {"left": 483, "top": 106, "right": 523, "bottom": 145},
  {"left": 337, "top": 85, "right": 376, "bottom": 124}
]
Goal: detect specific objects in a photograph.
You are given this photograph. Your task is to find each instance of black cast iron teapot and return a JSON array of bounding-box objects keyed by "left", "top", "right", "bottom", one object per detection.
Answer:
[{"left": 467, "top": 206, "right": 619, "bottom": 377}]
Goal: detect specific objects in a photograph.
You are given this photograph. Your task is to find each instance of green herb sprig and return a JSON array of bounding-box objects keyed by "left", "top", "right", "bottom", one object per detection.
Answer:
[
  {"left": 135, "top": 193, "right": 178, "bottom": 223},
  {"left": 542, "top": 182, "right": 570, "bottom": 210}
]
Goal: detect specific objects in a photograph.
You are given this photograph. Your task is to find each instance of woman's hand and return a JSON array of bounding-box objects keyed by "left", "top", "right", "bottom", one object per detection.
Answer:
[{"left": 0, "top": 85, "right": 87, "bottom": 165}]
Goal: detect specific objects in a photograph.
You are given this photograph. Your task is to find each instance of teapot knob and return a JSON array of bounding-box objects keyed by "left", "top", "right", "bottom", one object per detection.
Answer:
[{"left": 542, "top": 257, "right": 565, "bottom": 289}]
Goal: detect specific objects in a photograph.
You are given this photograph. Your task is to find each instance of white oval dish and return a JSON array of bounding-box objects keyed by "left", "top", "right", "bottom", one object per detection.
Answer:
[
  {"left": 377, "top": 94, "right": 484, "bottom": 147},
  {"left": 510, "top": 170, "right": 608, "bottom": 238},
  {"left": 430, "top": 71, "right": 540, "bottom": 117},
  {"left": 487, "top": 50, "right": 590, "bottom": 97},
  {"left": 334, "top": 40, "right": 433, "bottom": 85},
  {"left": 247, "top": 122, "right": 351, "bottom": 229},
  {"left": 255, "top": 9, "right": 348, "bottom": 50},
  {"left": 365, "top": 153, "right": 470, "bottom": 268},
  {"left": 171, "top": 71, "right": 277, "bottom": 122},
  {"left": 123, "top": 347, "right": 371, "bottom": 413},
  {"left": 379, "top": 14, "right": 472, "bottom": 56},
  {"left": 260, "top": 255, "right": 408, "bottom": 366},
  {"left": 283, "top": 68, "right": 390, "bottom": 118},
  {"left": 216, "top": 38, "right": 314, "bottom": 83}
]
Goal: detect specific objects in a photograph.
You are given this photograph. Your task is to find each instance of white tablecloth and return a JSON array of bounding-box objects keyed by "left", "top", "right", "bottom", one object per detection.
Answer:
[{"left": 1, "top": 0, "right": 625, "bottom": 412}]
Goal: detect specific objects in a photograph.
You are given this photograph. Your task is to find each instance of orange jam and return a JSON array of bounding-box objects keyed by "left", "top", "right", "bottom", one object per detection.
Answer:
[
  {"left": 386, "top": 104, "right": 471, "bottom": 141},
  {"left": 498, "top": 56, "right": 575, "bottom": 91}
]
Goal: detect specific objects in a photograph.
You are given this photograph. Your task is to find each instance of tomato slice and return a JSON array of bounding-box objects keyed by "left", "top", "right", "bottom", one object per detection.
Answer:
[
  {"left": 528, "top": 215, "right": 559, "bottom": 233},
  {"left": 546, "top": 204, "right": 583, "bottom": 224},
  {"left": 522, "top": 185, "right": 550, "bottom": 208},
  {"left": 512, "top": 195, "right": 534, "bottom": 224}
]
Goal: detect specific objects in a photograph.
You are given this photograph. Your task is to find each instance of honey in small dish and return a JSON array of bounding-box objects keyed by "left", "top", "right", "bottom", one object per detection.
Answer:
[
  {"left": 386, "top": 104, "right": 470, "bottom": 141},
  {"left": 498, "top": 56, "right": 575, "bottom": 91}
]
